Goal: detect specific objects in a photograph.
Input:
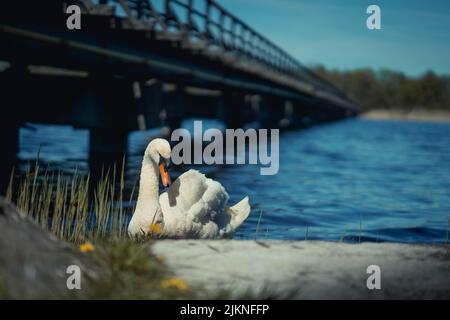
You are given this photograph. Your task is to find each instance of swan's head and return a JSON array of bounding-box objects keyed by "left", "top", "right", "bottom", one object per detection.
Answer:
[{"left": 145, "top": 138, "right": 172, "bottom": 187}]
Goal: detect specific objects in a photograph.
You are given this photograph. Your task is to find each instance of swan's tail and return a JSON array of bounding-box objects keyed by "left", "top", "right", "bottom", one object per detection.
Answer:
[{"left": 227, "top": 196, "right": 251, "bottom": 230}]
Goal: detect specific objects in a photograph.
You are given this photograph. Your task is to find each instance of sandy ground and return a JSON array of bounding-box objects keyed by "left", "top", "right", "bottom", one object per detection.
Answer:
[
  {"left": 362, "top": 109, "right": 450, "bottom": 122},
  {"left": 152, "top": 240, "right": 450, "bottom": 299}
]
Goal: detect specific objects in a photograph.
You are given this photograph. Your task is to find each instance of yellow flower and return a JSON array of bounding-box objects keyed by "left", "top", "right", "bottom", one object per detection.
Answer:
[
  {"left": 79, "top": 241, "right": 95, "bottom": 253},
  {"left": 160, "top": 277, "right": 190, "bottom": 292},
  {"left": 149, "top": 223, "right": 162, "bottom": 234}
]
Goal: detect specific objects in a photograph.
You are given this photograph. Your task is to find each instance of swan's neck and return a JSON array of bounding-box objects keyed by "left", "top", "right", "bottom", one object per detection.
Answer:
[{"left": 137, "top": 159, "right": 160, "bottom": 205}]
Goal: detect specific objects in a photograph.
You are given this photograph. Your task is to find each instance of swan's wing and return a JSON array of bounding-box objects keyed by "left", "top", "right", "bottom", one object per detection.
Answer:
[
  {"left": 213, "top": 196, "right": 251, "bottom": 237},
  {"left": 160, "top": 169, "right": 229, "bottom": 223},
  {"left": 227, "top": 196, "right": 251, "bottom": 230}
]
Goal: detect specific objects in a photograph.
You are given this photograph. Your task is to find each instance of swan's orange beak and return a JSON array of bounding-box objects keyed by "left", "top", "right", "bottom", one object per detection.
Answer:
[{"left": 159, "top": 161, "right": 171, "bottom": 187}]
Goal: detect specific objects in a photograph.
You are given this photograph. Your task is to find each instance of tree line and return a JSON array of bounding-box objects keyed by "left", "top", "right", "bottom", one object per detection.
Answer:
[{"left": 312, "top": 66, "right": 450, "bottom": 112}]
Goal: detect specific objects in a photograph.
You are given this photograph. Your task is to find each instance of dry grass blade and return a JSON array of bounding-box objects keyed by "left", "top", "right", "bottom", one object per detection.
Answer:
[{"left": 9, "top": 161, "right": 134, "bottom": 244}]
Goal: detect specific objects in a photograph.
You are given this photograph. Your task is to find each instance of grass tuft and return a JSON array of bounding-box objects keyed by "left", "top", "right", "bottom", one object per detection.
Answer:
[
  {"left": 76, "top": 239, "right": 197, "bottom": 300},
  {"left": 7, "top": 163, "right": 132, "bottom": 244}
]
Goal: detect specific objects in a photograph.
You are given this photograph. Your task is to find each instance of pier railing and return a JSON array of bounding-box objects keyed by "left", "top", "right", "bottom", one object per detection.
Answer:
[{"left": 77, "top": 0, "right": 345, "bottom": 99}]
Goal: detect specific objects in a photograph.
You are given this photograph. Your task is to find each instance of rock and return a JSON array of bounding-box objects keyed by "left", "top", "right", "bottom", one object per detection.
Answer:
[
  {"left": 152, "top": 239, "right": 450, "bottom": 299},
  {"left": 0, "top": 197, "right": 96, "bottom": 299}
]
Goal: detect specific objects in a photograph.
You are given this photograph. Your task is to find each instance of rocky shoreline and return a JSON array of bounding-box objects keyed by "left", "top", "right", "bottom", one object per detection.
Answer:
[{"left": 1, "top": 198, "right": 449, "bottom": 299}]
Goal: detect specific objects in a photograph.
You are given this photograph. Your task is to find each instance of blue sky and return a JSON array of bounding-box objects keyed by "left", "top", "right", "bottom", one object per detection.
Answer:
[{"left": 217, "top": 0, "right": 450, "bottom": 76}]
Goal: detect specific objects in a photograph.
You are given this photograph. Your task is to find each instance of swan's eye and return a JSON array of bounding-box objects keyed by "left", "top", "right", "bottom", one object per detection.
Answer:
[{"left": 159, "top": 156, "right": 170, "bottom": 168}]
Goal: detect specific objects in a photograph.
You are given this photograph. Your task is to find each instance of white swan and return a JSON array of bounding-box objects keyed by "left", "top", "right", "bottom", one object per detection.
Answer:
[{"left": 128, "top": 138, "right": 251, "bottom": 239}]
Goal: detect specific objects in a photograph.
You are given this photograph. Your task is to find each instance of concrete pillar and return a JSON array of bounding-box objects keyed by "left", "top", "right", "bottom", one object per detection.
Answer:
[
  {"left": 86, "top": 77, "right": 135, "bottom": 181},
  {"left": 0, "top": 122, "right": 19, "bottom": 195},
  {"left": 89, "top": 127, "right": 128, "bottom": 181},
  {"left": 0, "top": 66, "right": 25, "bottom": 194},
  {"left": 140, "top": 80, "right": 163, "bottom": 130},
  {"left": 292, "top": 98, "right": 315, "bottom": 128},
  {"left": 259, "top": 95, "right": 284, "bottom": 129},
  {"left": 162, "top": 84, "right": 184, "bottom": 134},
  {"left": 221, "top": 91, "right": 248, "bottom": 129}
]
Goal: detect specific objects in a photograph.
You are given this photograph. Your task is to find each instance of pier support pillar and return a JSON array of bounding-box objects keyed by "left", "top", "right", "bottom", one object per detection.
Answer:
[
  {"left": 86, "top": 78, "right": 136, "bottom": 181},
  {"left": 139, "top": 80, "right": 163, "bottom": 130},
  {"left": 0, "top": 67, "right": 24, "bottom": 194},
  {"left": 0, "top": 122, "right": 19, "bottom": 195},
  {"left": 221, "top": 91, "right": 248, "bottom": 129},
  {"left": 89, "top": 128, "right": 128, "bottom": 181},
  {"left": 292, "top": 99, "right": 314, "bottom": 128},
  {"left": 163, "top": 85, "right": 184, "bottom": 135},
  {"left": 259, "top": 96, "right": 284, "bottom": 129}
]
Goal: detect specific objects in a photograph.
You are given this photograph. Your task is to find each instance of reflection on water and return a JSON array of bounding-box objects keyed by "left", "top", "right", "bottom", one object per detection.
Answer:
[{"left": 18, "top": 118, "right": 450, "bottom": 243}]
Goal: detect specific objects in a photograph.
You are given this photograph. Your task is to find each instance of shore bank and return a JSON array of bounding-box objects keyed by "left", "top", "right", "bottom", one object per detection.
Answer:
[
  {"left": 1, "top": 198, "right": 449, "bottom": 299},
  {"left": 153, "top": 240, "right": 450, "bottom": 299},
  {"left": 361, "top": 109, "right": 450, "bottom": 122}
]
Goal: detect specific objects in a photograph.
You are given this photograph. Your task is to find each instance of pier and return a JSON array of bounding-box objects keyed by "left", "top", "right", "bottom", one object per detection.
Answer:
[{"left": 0, "top": 0, "right": 359, "bottom": 190}]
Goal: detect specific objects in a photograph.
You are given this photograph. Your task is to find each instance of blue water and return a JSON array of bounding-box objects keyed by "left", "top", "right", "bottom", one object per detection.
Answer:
[{"left": 18, "top": 119, "right": 450, "bottom": 243}]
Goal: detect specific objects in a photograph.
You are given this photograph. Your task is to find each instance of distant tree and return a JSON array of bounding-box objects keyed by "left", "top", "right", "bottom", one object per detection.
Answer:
[{"left": 311, "top": 65, "right": 450, "bottom": 111}]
